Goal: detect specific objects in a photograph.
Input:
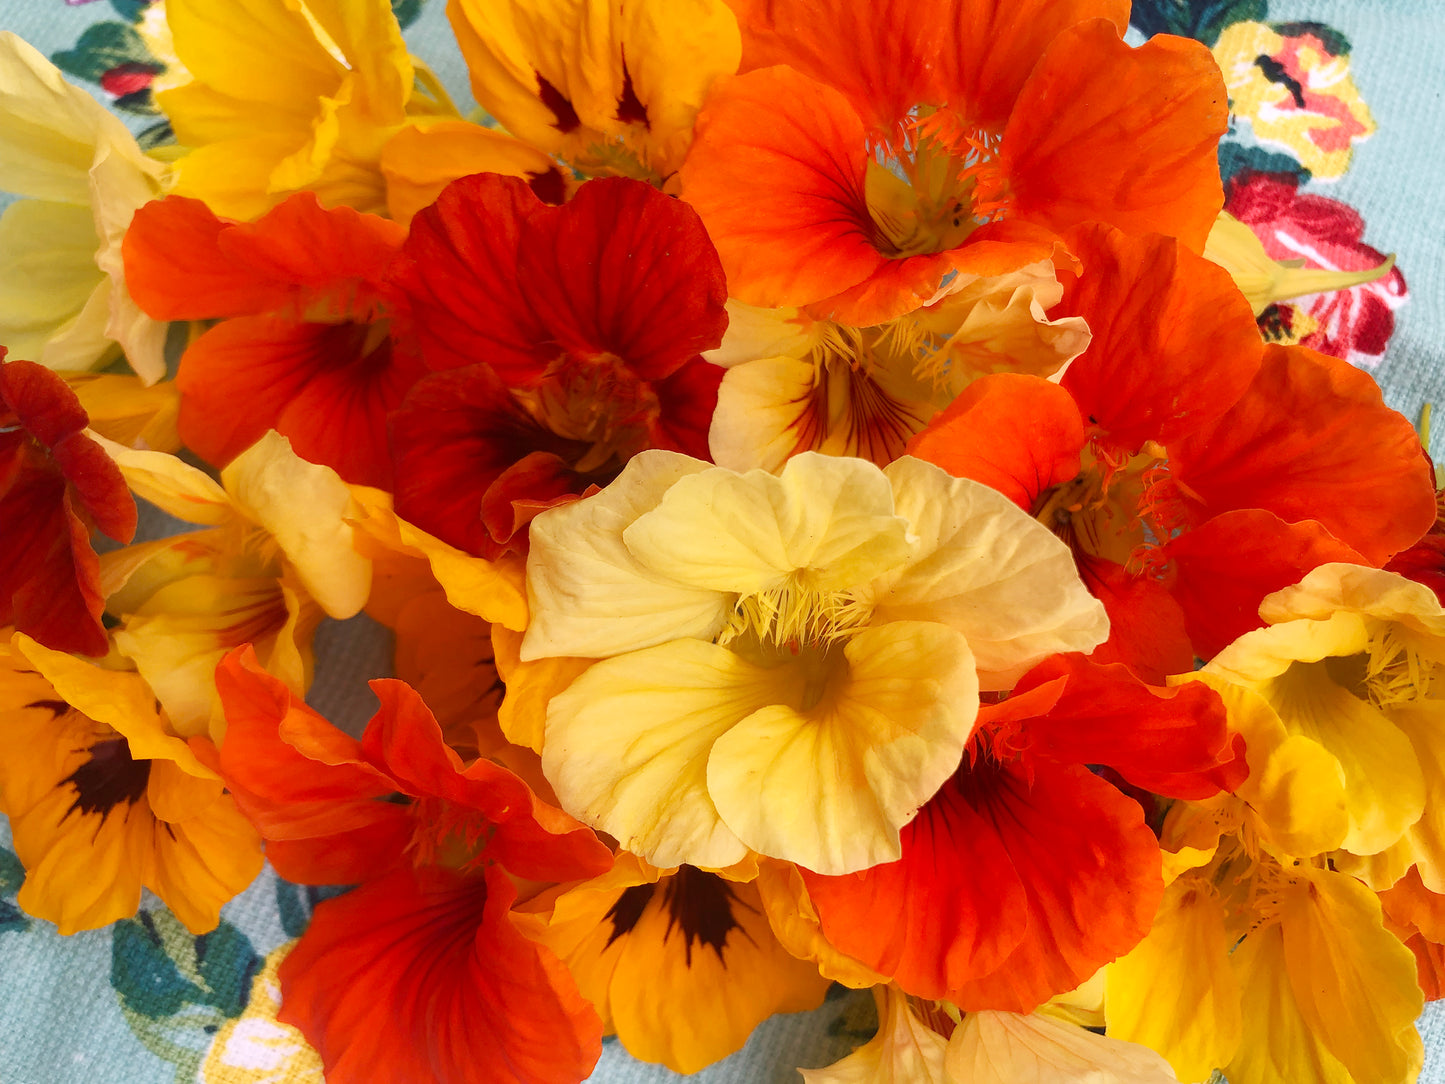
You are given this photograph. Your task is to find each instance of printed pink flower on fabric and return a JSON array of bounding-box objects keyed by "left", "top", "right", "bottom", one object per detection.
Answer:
[{"left": 1226, "top": 169, "right": 1406, "bottom": 369}]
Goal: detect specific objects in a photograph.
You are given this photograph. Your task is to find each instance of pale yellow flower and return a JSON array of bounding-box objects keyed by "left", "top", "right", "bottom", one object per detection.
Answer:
[
  {"left": 522, "top": 451, "right": 1106, "bottom": 874},
  {"left": 0, "top": 32, "right": 169, "bottom": 380}
]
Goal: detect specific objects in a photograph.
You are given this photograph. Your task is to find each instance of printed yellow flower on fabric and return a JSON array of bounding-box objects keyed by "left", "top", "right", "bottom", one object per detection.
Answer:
[
  {"left": 157, "top": 0, "right": 457, "bottom": 219},
  {"left": 200, "top": 942, "right": 325, "bottom": 1084},
  {"left": 522, "top": 451, "right": 1107, "bottom": 875},
  {"left": 0, "top": 32, "right": 169, "bottom": 381},
  {"left": 96, "top": 430, "right": 372, "bottom": 740},
  {"left": 1213, "top": 21, "right": 1374, "bottom": 179},
  {"left": 0, "top": 632, "right": 262, "bottom": 935}
]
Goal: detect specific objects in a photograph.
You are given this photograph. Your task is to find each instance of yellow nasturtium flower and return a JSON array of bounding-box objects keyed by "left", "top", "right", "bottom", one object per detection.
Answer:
[
  {"left": 521, "top": 451, "right": 1107, "bottom": 875},
  {"left": 0, "top": 32, "right": 169, "bottom": 380},
  {"left": 157, "top": 0, "right": 456, "bottom": 218},
  {"left": 443, "top": 0, "right": 739, "bottom": 182},
  {"left": 1204, "top": 563, "right": 1445, "bottom": 884},
  {"left": 95, "top": 430, "right": 372, "bottom": 740},
  {"left": 0, "top": 633, "right": 262, "bottom": 934}
]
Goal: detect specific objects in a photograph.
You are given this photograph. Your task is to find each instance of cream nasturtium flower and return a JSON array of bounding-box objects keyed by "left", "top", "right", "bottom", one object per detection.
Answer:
[
  {"left": 1201, "top": 563, "right": 1445, "bottom": 885},
  {"left": 0, "top": 32, "right": 169, "bottom": 380},
  {"left": 521, "top": 451, "right": 1107, "bottom": 875}
]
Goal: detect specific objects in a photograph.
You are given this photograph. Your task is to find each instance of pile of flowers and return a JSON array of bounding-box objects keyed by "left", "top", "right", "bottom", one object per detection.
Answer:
[{"left": 1, "top": 0, "right": 1440, "bottom": 1081}]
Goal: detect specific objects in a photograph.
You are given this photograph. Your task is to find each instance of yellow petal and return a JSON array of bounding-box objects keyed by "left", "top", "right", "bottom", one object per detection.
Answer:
[
  {"left": 1337, "top": 700, "right": 1445, "bottom": 892},
  {"left": 0, "top": 199, "right": 105, "bottom": 364},
  {"left": 349, "top": 484, "right": 529, "bottom": 631},
  {"left": 542, "top": 638, "right": 781, "bottom": 868},
  {"left": 870, "top": 456, "right": 1108, "bottom": 690},
  {"left": 753, "top": 859, "right": 886, "bottom": 990},
  {"left": 69, "top": 374, "right": 181, "bottom": 452},
  {"left": 521, "top": 450, "right": 724, "bottom": 660},
  {"left": 1105, "top": 877, "right": 1242, "bottom": 1081},
  {"left": 800, "top": 986, "right": 948, "bottom": 1084},
  {"left": 707, "top": 620, "right": 978, "bottom": 874},
  {"left": 1204, "top": 212, "right": 1393, "bottom": 317},
  {"left": 1260, "top": 563, "right": 1445, "bottom": 642},
  {"left": 623, "top": 452, "right": 914, "bottom": 596},
  {"left": 12, "top": 633, "right": 212, "bottom": 775},
  {"left": 1182, "top": 672, "right": 1349, "bottom": 857},
  {"left": 93, "top": 433, "right": 234, "bottom": 524},
  {"left": 1277, "top": 867, "right": 1423, "bottom": 1084},
  {"left": 148, "top": 781, "right": 263, "bottom": 934},
  {"left": 491, "top": 623, "right": 590, "bottom": 753},
  {"left": 221, "top": 431, "right": 371, "bottom": 619},
  {"left": 945, "top": 1010, "right": 1179, "bottom": 1084},
  {"left": 0, "top": 31, "right": 152, "bottom": 203},
  {"left": 379, "top": 119, "right": 557, "bottom": 227},
  {"left": 708, "top": 355, "right": 827, "bottom": 473}
]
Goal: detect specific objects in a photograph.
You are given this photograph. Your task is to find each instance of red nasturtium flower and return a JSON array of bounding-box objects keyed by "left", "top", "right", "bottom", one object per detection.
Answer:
[
  {"left": 679, "top": 0, "right": 1227, "bottom": 325},
  {"left": 908, "top": 224, "right": 1435, "bottom": 674},
  {"left": 0, "top": 352, "right": 136, "bottom": 656},
  {"left": 389, "top": 173, "right": 728, "bottom": 558},
  {"left": 800, "top": 653, "right": 1243, "bottom": 1013},
  {"left": 209, "top": 646, "right": 614, "bottom": 1084},
  {"left": 122, "top": 192, "right": 423, "bottom": 489}
]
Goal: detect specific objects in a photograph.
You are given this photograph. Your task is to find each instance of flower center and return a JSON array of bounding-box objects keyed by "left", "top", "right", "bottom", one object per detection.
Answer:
[
  {"left": 716, "top": 574, "right": 869, "bottom": 652},
  {"left": 517, "top": 353, "right": 659, "bottom": 473}
]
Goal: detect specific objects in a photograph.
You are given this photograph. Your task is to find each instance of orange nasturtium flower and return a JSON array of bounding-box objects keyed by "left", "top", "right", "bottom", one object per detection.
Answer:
[
  {"left": 0, "top": 633, "right": 261, "bottom": 934},
  {"left": 521, "top": 450, "right": 1107, "bottom": 875},
  {"left": 379, "top": 0, "right": 742, "bottom": 220},
  {"left": 210, "top": 647, "right": 614, "bottom": 1084},
  {"left": 680, "top": 0, "right": 1227, "bottom": 325}
]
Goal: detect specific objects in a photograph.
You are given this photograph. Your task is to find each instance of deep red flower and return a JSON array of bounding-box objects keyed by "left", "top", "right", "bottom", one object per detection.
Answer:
[
  {"left": 0, "top": 352, "right": 136, "bottom": 656},
  {"left": 389, "top": 173, "right": 728, "bottom": 557}
]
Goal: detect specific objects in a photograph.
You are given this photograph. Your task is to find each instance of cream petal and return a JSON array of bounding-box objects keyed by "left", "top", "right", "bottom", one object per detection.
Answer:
[
  {"left": 93, "top": 434, "right": 234, "bottom": 524},
  {"left": 623, "top": 452, "right": 914, "bottom": 597},
  {"left": 221, "top": 431, "right": 371, "bottom": 619},
  {"left": 703, "top": 300, "right": 820, "bottom": 368},
  {"left": 945, "top": 1010, "right": 1179, "bottom": 1084},
  {"left": 1260, "top": 563, "right": 1445, "bottom": 642},
  {"left": 0, "top": 32, "right": 148, "bottom": 203},
  {"left": 800, "top": 987, "right": 948, "bottom": 1084},
  {"left": 707, "top": 621, "right": 978, "bottom": 875},
  {"left": 868, "top": 457, "right": 1108, "bottom": 690},
  {"left": 0, "top": 199, "right": 104, "bottom": 361},
  {"left": 541, "top": 638, "right": 784, "bottom": 868},
  {"left": 709, "top": 355, "right": 823, "bottom": 473},
  {"left": 521, "top": 449, "right": 726, "bottom": 661}
]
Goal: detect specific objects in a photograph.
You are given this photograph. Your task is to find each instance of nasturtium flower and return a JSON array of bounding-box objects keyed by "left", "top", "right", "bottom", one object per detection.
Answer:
[
  {"left": 1205, "top": 564, "right": 1445, "bottom": 887},
  {"left": 211, "top": 646, "right": 613, "bottom": 1084},
  {"left": 0, "top": 32, "right": 169, "bottom": 379},
  {"left": 798, "top": 653, "right": 1240, "bottom": 1013},
  {"left": 0, "top": 354, "right": 136, "bottom": 657},
  {"left": 705, "top": 263, "right": 1090, "bottom": 472},
  {"left": 157, "top": 0, "right": 456, "bottom": 218},
  {"left": 390, "top": 173, "right": 727, "bottom": 558},
  {"left": 0, "top": 633, "right": 262, "bottom": 934},
  {"left": 446, "top": 0, "right": 740, "bottom": 186},
  {"left": 520, "top": 852, "right": 830, "bottom": 1073},
  {"left": 908, "top": 225, "right": 1435, "bottom": 675},
  {"left": 124, "top": 191, "right": 420, "bottom": 488},
  {"left": 522, "top": 450, "right": 1107, "bottom": 874},
  {"left": 1107, "top": 806, "right": 1424, "bottom": 1084},
  {"left": 96, "top": 430, "right": 372, "bottom": 739},
  {"left": 681, "top": 0, "right": 1227, "bottom": 324}
]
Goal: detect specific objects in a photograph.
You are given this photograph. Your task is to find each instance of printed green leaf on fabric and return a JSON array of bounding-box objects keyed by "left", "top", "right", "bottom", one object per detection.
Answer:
[
  {"left": 1129, "top": 0, "right": 1268, "bottom": 46},
  {"left": 0, "top": 847, "right": 30, "bottom": 935},
  {"left": 52, "top": 23, "right": 156, "bottom": 84}
]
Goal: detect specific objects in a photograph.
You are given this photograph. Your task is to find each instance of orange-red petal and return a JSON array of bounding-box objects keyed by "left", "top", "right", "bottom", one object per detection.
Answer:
[
  {"left": 999, "top": 20, "right": 1227, "bottom": 252},
  {"left": 1168, "top": 344, "right": 1437, "bottom": 566},
  {"left": 278, "top": 865, "right": 603, "bottom": 1084}
]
